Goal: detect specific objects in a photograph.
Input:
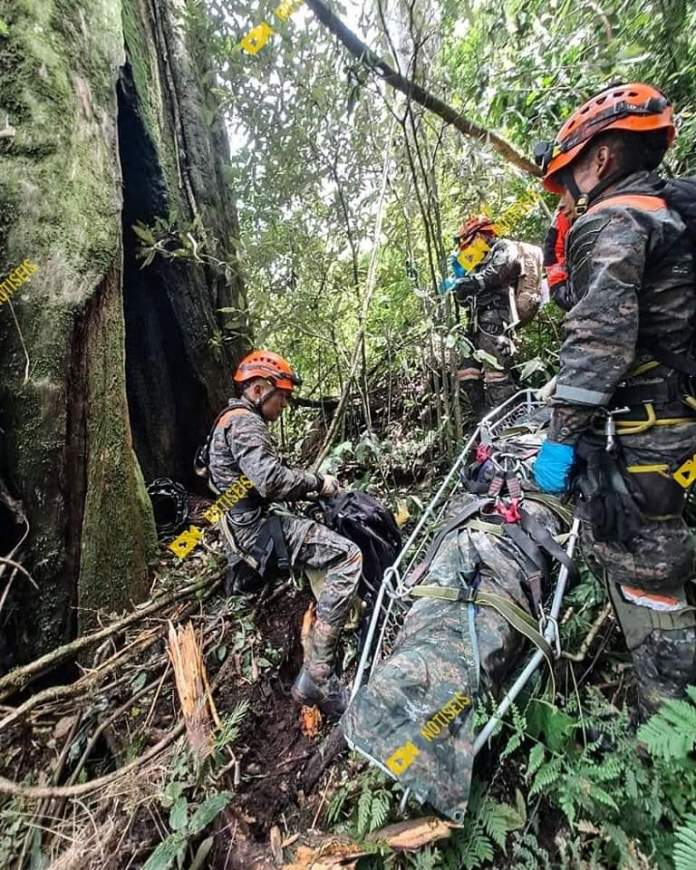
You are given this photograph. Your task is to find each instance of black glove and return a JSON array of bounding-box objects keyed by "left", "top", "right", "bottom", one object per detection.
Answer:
[{"left": 454, "top": 275, "right": 479, "bottom": 302}]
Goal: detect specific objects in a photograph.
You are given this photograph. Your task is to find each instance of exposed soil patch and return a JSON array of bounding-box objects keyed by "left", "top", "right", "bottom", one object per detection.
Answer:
[{"left": 214, "top": 584, "right": 332, "bottom": 839}]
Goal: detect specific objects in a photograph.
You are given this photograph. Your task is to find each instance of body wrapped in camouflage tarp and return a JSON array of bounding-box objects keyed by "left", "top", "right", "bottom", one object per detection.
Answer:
[{"left": 341, "top": 478, "right": 565, "bottom": 822}]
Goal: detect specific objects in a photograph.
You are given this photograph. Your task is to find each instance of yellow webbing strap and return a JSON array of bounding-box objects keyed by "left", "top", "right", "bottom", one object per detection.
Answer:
[
  {"left": 408, "top": 585, "right": 556, "bottom": 695},
  {"left": 466, "top": 518, "right": 504, "bottom": 536},
  {"left": 613, "top": 403, "right": 696, "bottom": 436},
  {"left": 628, "top": 360, "right": 661, "bottom": 377},
  {"left": 626, "top": 463, "right": 670, "bottom": 474},
  {"left": 523, "top": 491, "right": 573, "bottom": 526},
  {"left": 626, "top": 454, "right": 696, "bottom": 489}
]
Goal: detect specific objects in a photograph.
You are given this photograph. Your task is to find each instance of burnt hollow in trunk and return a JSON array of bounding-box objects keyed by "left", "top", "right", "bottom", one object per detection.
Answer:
[{"left": 118, "top": 61, "right": 207, "bottom": 485}]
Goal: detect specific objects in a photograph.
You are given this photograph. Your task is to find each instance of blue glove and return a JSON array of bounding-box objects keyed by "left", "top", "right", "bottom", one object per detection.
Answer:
[
  {"left": 533, "top": 440, "right": 576, "bottom": 493},
  {"left": 438, "top": 276, "right": 459, "bottom": 295}
]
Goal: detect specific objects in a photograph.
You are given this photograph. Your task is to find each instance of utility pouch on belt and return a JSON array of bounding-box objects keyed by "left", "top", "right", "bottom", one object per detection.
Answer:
[
  {"left": 249, "top": 514, "right": 291, "bottom": 580},
  {"left": 573, "top": 438, "right": 642, "bottom": 545}
]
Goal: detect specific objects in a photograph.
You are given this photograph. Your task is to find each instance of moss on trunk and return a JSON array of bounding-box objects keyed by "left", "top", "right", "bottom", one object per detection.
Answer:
[{"left": 0, "top": 0, "right": 248, "bottom": 658}]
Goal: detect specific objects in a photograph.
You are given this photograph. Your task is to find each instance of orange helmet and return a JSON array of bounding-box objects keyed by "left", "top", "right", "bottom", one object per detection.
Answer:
[
  {"left": 535, "top": 83, "right": 676, "bottom": 194},
  {"left": 233, "top": 350, "right": 301, "bottom": 392},
  {"left": 454, "top": 215, "right": 498, "bottom": 248}
]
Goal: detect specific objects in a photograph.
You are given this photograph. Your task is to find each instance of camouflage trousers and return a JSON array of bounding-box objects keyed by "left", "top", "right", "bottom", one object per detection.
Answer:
[
  {"left": 458, "top": 305, "right": 517, "bottom": 418},
  {"left": 225, "top": 508, "right": 362, "bottom": 683},
  {"left": 580, "top": 420, "right": 696, "bottom": 714}
]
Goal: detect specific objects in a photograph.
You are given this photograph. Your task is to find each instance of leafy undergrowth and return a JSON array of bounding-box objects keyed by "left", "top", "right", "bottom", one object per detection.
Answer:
[{"left": 316, "top": 568, "right": 696, "bottom": 870}]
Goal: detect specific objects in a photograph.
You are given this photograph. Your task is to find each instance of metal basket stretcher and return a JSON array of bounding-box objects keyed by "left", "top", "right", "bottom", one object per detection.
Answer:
[{"left": 348, "top": 389, "right": 581, "bottom": 768}]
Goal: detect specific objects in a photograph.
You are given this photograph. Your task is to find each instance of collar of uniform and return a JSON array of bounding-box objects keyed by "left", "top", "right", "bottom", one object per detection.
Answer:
[
  {"left": 229, "top": 395, "right": 263, "bottom": 417},
  {"left": 592, "top": 170, "right": 662, "bottom": 206}
]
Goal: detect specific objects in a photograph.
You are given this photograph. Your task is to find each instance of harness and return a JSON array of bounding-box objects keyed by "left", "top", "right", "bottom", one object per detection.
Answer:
[
  {"left": 196, "top": 399, "right": 265, "bottom": 513},
  {"left": 404, "top": 491, "right": 575, "bottom": 696}
]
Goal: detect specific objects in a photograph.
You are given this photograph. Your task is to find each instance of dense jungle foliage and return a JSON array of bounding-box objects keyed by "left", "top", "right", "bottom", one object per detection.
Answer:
[
  {"left": 3, "top": 0, "right": 696, "bottom": 867},
  {"left": 189, "top": 1, "right": 696, "bottom": 866}
]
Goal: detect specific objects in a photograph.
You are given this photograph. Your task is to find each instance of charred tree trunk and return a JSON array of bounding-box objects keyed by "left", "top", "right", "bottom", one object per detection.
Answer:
[{"left": 0, "top": 0, "right": 249, "bottom": 663}]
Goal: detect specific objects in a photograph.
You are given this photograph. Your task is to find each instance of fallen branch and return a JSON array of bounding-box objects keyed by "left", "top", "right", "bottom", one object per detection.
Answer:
[
  {"left": 0, "top": 628, "right": 163, "bottom": 730},
  {"left": 561, "top": 603, "right": 612, "bottom": 663},
  {"left": 301, "top": 725, "right": 347, "bottom": 794},
  {"left": 0, "top": 720, "right": 186, "bottom": 800},
  {"left": 0, "top": 575, "right": 219, "bottom": 700},
  {"left": 304, "top": 0, "right": 539, "bottom": 176},
  {"left": 168, "top": 622, "right": 214, "bottom": 764},
  {"left": 0, "top": 616, "right": 232, "bottom": 800}
]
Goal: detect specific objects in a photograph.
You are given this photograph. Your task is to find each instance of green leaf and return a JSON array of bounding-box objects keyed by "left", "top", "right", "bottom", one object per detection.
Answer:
[
  {"left": 142, "top": 834, "right": 187, "bottom": 870},
  {"left": 188, "top": 792, "right": 232, "bottom": 835},
  {"left": 526, "top": 700, "right": 576, "bottom": 752},
  {"left": 162, "top": 781, "right": 184, "bottom": 808},
  {"left": 132, "top": 222, "right": 155, "bottom": 245},
  {"left": 189, "top": 836, "right": 215, "bottom": 870},
  {"left": 131, "top": 671, "right": 148, "bottom": 692},
  {"left": 169, "top": 797, "right": 188, "bottom": 832}
]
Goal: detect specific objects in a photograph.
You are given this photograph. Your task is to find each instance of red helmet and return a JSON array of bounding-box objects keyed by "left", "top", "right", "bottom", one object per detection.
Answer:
[
  {"left": 535, "top": 83, "right": 675, "bottom": 194},
  {"left": 233, "top": 350, "right": 301, "bottom": 392},
  {"left": 454, "top": 215, "right": 498, "bottom": 248}
]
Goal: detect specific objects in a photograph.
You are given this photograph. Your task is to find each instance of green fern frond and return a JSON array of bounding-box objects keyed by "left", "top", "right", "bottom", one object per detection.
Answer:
[
  {"left": 479, "top": 799, "right": 525, "bottom": 851},
  {"left": 500, "top": 731, "right": 523, "bottom": 759},
  {"left": 673, "top": 814, "right": 696, "bottom": 870},
  {"left": 461, "top": 827, "right": 494, "bottom": 869},
  {"left": 356, "top": 784, "right": 373, "bottom": 837},
  {"left": 368, "top": 791, "right": 390, "bottom": 832},
  {"left": 587, "top": 784, "right": 619, "bottom": 812},
  {"left": 216, "top": 700, "right": 250, "bottom": 751},
  {"left": 529, "top": 757, "right": 563, "bottom": 797},
  {"left": 638, "top": 694, "right": 696, "bottom": 760},
  {"left": 527, "top": 743, "right": 545, "bottom": 778}
]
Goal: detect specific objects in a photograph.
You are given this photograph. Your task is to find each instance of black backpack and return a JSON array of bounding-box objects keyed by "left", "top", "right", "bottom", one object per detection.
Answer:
[
  {"left": 319, "top": 491, "right": 402, "bottom": 590},
  {"left": 638, "top": 177, "right": 696, "bottom": 386},
  {"left": 660, "top": 177, "right": 696, "bottom": 244}
]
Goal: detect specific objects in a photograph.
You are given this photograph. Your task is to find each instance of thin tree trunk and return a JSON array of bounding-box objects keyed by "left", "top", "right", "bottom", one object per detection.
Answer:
[{"left": 305, "top": 0, "right": 539, "bottom": 176}]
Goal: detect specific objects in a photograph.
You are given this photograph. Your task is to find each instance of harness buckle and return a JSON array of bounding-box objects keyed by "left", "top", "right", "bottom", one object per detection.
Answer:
[
  {"left": 459, "top": 586, "right": 477, "bottom": 604},
  {"left": 495, "top": 498, "right": 521, "bottom": 524},
  {"left": 476, "top": 443, "right": 493, "bottom": 463},
  {"left": 673, "top": 454, "right": 696, "bottom": 489}
]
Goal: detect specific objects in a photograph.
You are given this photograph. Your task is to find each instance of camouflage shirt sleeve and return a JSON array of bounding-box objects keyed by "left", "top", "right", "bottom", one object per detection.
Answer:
[
  {"left": 454, "top": 240, "right": 522, "bottom": 301},
  {"left": 470, "top": 239, "right": 521, "bottom": 292},
  {"left": 226, "top": 412, "right": 321, "bottom": 501},
  {"left": 549, "top": 209, "right": 648, "bottom": 443}
]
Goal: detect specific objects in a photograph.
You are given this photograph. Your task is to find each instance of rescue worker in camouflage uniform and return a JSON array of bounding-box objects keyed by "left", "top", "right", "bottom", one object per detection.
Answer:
[
  {"left": 452, "top": 216, "right": 523, "bottom": 416},
  {"left": 533, "top": 83, "right": 696, "bottom": 714},
  {"left": 207, "top": 350, "right": 362, "bottom": 717}
]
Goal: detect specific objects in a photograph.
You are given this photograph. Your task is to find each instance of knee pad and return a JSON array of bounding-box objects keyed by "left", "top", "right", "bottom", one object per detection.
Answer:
[
  {"left": 457, "top": 367, "right": 482, "bottom": 382},
  {"left": 607, "top": 581, "right": 696, "bottom": 650}
]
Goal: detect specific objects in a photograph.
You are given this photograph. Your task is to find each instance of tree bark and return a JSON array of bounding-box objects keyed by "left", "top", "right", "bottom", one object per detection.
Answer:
[
  {"left": 305, "top": 0, "right": 540, "bottom": 177},
  {"left": 0, "top": 0, "right": 249, "bottom": 661}
]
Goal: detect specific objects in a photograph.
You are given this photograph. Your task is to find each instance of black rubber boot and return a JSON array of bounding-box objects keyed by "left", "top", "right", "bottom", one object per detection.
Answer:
[
  {"left": 461, "top": 380, "right": 486, "bottom": 420},
  {"left": 291, "top": 668, "right": 348, "bottom": 719},
  {"left": 484, "top": 379, "right": 517, "bottom": 410}
]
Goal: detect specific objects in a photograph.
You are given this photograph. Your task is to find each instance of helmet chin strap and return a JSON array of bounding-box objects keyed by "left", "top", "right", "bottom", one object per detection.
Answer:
[
  {"left": 561, "top": 168, "right": 632, "bottom": 219},
  {"left": 248, "top": 379, "right": 277, "bottom": 414}
]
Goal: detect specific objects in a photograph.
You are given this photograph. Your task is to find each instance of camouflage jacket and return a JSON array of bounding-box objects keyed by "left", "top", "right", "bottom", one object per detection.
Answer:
[
  {"left": 550, "top": 171, "right": 696, "bottom": 443},
  {"left": 455, "top": 239, "right": 521, "bottom": 306},
  {"left": 207, "top": 397, "right": 322, "bottom": 503}
]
